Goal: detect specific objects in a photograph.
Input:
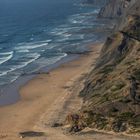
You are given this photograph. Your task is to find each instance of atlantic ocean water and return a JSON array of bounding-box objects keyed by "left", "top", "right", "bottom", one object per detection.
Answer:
[{"left": 0, "top": 0, "right": 108, "bottom": 105}]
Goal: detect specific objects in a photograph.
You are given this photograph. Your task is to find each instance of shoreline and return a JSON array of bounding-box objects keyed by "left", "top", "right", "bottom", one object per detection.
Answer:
[
  {"left": 0, "top": 54, "right": 79, "bottom": 106},
  {"left": 0, "top": 40, "right": 102, "bottom": 106},
  {"left": 0, "top": 43, "right": 103, "bottom": 139}
]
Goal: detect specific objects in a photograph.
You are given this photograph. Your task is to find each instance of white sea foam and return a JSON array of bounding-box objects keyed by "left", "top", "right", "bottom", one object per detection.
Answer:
[
  {"left": 68, "top": 9, "right": 100, "bottom": 25},
  {"left": 0, "top": 51, "right": 13, "bottom": 65},
  {"left": 50, "top": 25, "right": 85, "bottom": 38},
  {"left": 68, "top": 14, "right": 85, "bottom": 24},
  {"left": 94, "top": 9, "right": 100, "bottom": 14},
  {"left": 45, "top": 44, "right": 57, "bottom": 50},
  {"left": 17, "top": 39, "right": 51, "bottom": 46},
  {"left": 39, "top": 39, "right": 52, "bottom": 43},
  {"left": 0, "top": 53, "right": 40, "bottom": 76},
  {"left": 10, "top": 75, "right": 19, "bottom": 83},
  {"left": 14, "top": 53, "right": 41, "bottom": 69},
  {"left": 0, "top": 51, "right": 13, "bottom": 55},
  {"left": 15, "top": 42, "right": 48, "bottom": 51},
  {"left": 50, "top": 30, "right": 67, "bottom": 36},
  {"left": 36, "top": 53, "right": 67, "bottom": 66},
  {"left": 16, "top": 49, "right": 29, "bottom": 53},
  {"left": 63, "top": 33, "right": 72, "bottom": 37},
  {"left": 16, "top": 40, "right": 52, "bottom": 53},
  {"left": 58, "top": 33, "right": 85, "bottom": 42}
]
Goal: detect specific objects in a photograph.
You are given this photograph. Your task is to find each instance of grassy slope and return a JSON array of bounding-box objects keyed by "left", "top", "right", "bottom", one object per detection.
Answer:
[
  {"left": 65, "top": 0, "right": 140, "bottom": 136},
  {"left": 79, "top": 15, "right": 140, "bottom": 135}
]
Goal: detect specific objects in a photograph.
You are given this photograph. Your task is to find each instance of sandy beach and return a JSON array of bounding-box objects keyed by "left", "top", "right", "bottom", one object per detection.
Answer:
[{"left": 0, "top": 43, "right": 137, "bottom": 140}]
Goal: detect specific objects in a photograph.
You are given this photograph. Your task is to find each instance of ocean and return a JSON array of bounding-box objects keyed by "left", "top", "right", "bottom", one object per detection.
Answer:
[{"left": 0, "top": 0, "right": 108, "bottom": 105}]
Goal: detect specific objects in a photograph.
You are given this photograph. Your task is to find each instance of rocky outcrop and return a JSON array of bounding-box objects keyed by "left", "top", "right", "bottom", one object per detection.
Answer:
[
  {"left": 98, "top": 0, "right": 138, "bottom": 18},
  {"left": 117, "top": 0, "right": 140, "bottom": 30},
  {"left": 98, "top": 0, "right": 125, "bottom": 18}
]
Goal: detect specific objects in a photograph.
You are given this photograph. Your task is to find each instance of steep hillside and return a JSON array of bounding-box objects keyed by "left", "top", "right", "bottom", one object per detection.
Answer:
[
  {"left": 79, "top": 15, "right": 140, "bottom": 134},
  {"left": 66, "top": 0, "right": 140, "bottom": 136},
  {"left": 77, "top": 1, "right": 140, "bottom": 133}
]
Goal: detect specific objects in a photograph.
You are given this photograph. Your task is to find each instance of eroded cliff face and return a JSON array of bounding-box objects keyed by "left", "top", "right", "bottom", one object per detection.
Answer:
[
  {"left": 68, "top": 0, "right": 140, "bottom": 135},
  {"left": 117, "top": 0, "right": 140, "bottom": 30},
  {"left": 98, "top": 0, "right": 138, "bottom": 18},
  {"left": 98, "top": 0, "right": 140, "bottom": 31}
]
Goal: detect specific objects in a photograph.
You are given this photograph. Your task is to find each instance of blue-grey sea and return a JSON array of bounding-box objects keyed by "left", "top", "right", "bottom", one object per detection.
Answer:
[{"left": 0, "top": 0, "right": 105, "bottom": 87}]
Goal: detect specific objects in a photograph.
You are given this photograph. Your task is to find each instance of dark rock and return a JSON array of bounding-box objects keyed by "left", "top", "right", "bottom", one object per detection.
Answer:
[
  {"left": 69, "top": 125, "right": 81, "bottom": 133},
  {"left": 112, "top": 121, "right": 127, "bottom": 132},
  {"left": 110, "top": 107, "right": 119, "bottom": 112},
  {"left": 19, "top": 131, "right": 45, "bottom": 138},
  {"left": 51, "top": 122, "right": 63, "bottom": 127}
]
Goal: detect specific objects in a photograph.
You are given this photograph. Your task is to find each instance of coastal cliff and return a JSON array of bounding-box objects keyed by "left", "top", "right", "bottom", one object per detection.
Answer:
[
  {"left": 80, "top": 15, "right": 140, "bottom": 134},
  {"left": 98, "top": 0, "right": 137, "bottom": 18},
  {"left": 68, "top": 0, "right": 140, "bottom": 135}
]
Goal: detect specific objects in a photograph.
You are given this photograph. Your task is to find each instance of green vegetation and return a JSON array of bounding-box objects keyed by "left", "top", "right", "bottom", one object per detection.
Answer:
[
  {"left": 85, "top": 112, "right": 108, "bottom": 129},
  {"left": 110, "top": 107, "right": 119, "bottom": 113},
  {"left": 91, "top": 93, "right": 100, "bottom": 97},
  {"left": 99, "top": 95, "right": 109, "bottom": 104},
  {"left": 111, "top": 82, "right": 125, "bottom": 92},
  {"left": 134, "top": 69, "right": 140, "bottom": 81},
  {"left": 128, "top": 18, "right": 140, "bottom": 41},
  {"left": 100, "top": 65, "right": 114, "bottom": 74},
  {"left": 119, "top": 98, "right": 132, "bottom": 103},
  {"left": 78, "top": 14, "right": 140, "bottom": 134},
  {"left": 117, "top": 112, "right": 135, "bottom": 121},
  {"left": 129, "top": 115, "right": 140, "bottom": 128},
  {"left": 125, "top": 60, "right": 135, "bottom": 65}
]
